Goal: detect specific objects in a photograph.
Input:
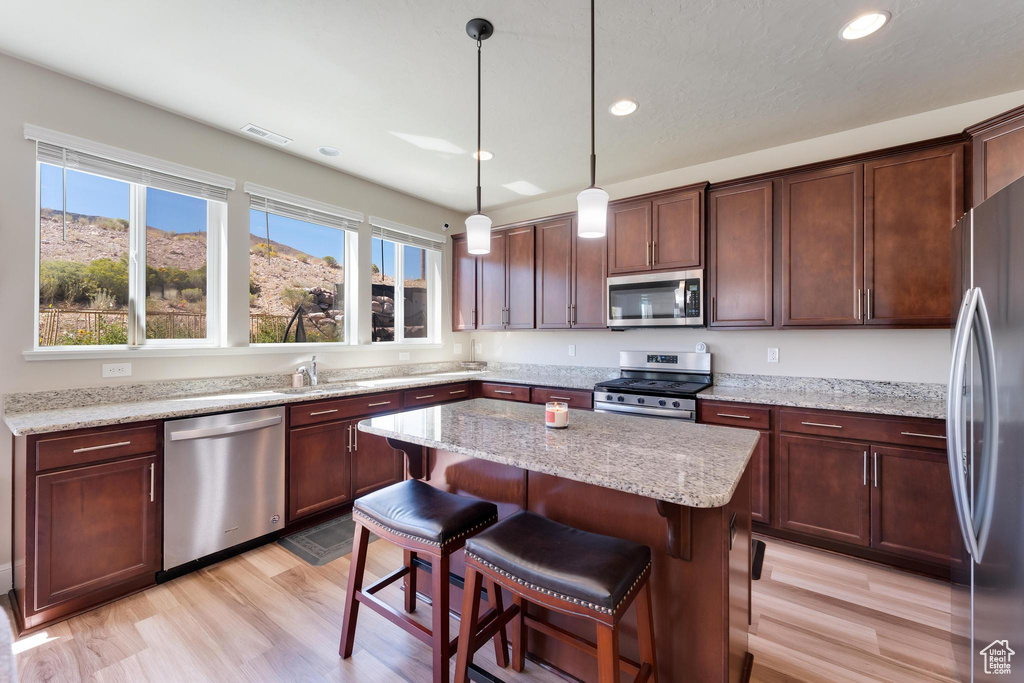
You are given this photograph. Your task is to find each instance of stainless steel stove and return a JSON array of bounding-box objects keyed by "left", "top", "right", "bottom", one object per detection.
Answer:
[{"left": 593, "top": 350, "right": 711, "bottom": 420}]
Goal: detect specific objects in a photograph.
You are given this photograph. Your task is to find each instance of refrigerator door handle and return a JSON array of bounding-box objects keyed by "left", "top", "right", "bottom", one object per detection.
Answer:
[
  {"left": 971, "top": 288, "right": 1000, "bottom": 562},
  {"left": 947, "top": 288, "right": 980, "bottom": 559}
]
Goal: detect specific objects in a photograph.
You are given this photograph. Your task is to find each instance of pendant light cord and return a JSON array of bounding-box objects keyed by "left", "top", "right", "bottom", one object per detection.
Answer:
[
  {"left": 589, "top": 0, "right": 596, "bottom": 188},
  {"left": 476, "top": 38, "right": 483, "bottom": 215}
]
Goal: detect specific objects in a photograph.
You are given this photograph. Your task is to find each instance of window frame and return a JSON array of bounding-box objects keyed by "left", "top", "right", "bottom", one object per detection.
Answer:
[{"left": 369, "top": 234, "right": 441, "bottom": 346}]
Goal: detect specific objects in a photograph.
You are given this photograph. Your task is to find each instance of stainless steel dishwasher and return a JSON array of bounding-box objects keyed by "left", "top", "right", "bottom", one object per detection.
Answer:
[{"left": 163, "top": 406, "right": 285, "bottom": 572}]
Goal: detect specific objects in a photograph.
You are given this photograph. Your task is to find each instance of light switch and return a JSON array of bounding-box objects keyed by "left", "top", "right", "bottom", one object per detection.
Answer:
[
  {"left": 568, "top": 344, "right": 576, "bottom": 357},
  {"left": 767, "top": 348, "right": 779, "bottom": 363},
  {"left": 102, "top": 363, "right": 132, "bottom": 378}
]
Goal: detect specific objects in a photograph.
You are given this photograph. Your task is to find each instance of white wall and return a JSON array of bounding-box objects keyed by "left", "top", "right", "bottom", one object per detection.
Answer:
[
  {"left": 464, "top": 88, "right": 1024, "bottom": 384},
  {"left": 0, "top": 54, "right": 467, "bottom": 586}
]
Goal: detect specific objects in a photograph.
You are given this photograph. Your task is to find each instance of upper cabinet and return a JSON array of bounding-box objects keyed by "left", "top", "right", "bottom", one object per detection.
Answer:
[
  {"left": 707, "top": 180, "right": 774, "bottom": 328},
  {"left": 451, "top": 235, "right": 477, "bottom": 331},
  {"left": 968, "top": 105, "right": 1024, "bottom": 206},
  {"left": 864, "top": 144, "right": 963, "bottom": 326},
  {"left": 476, "top": 226, "right": 535, "bottom": 330},
  {"left": 476, "top": 230, "right": 507, "bottom": 330},
  {"left": 607, "top": 185, "right": 705, "bottom": 275},
  {"left": 782, "top": 164, "right": 864, "bottom": 327},
  {"left": 535, "top": 217, "right": 607, "bottom": 329}
]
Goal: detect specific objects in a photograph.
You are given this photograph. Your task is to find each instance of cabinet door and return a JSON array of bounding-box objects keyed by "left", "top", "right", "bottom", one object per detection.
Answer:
[
  {"left": 777, "top": 435, "right": 870, "bottom": 546},
  {"left": 34, "top": 455, "right": 160, "bottom": 611},
  {"left": 972, "top": 109, "right": 1024, "bottom": 205},
  {"left": 870, "top": 445, "right": 963, "bottom": 567},
  {"left": 476, "top": 231, "right": 507, "bottom": 330},
  {"left": 535, "top": 218, "right": 573, "bottom": 329},
  {"left": 607, "top": 199, "right": 652, "bottom": 274},
  {"left": 782, "top": 164, "right": 864, "bottom": 326},
  {"left": 572, "top": 223, "right": 608, "bottom": 329},
  {"left": 864, "top": 144, "right": 963, "bottom": 326},
  {"left": 352, "top": 428, "right": 404, "bottom": 498},
  {"left": 505, "top": 225, "right": 535, "bottom": 329},
  {"left": 751, "top": 430, "right": 771, "bottom": 525},
  {"left": 451, "top": 236, "right": 477, "bottom": 331},
  {"left": 288, "top": 421, "right": 351, "bottom": 522},
  {"left": 708, "top": 181, "right": 774, "bottom": 327},
  {"left": 652, "top": 188, "right": 703, "bottom": 270}
]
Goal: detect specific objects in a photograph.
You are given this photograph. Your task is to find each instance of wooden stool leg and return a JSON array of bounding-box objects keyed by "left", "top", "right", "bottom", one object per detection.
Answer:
[
  {"left": 430, "top": 553, "right": 451, "bottom": 683},
  {"left": 596, "top": 623, "right": 620, "bottom": 683},
  {"left": 339, "top": 522, "right": 370, "bottom": 658},
  {"left": 635, "top": 582, "right": 658, "bottom": 682},
  {"left": 454, "top": 566, "right": 484, "bottom": 683},
  {"left": 511, "top": 595, "right": 527, "bottom": 672},
  {"left": 403, "top": 549, "right": 417, "bottom": 613},
  {"left": 486, "top": 578, "right": 510, "bottom": 667}
]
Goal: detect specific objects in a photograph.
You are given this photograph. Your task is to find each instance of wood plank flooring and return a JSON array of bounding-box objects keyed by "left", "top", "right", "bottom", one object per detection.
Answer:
[{"left": 2, "top": 534, "right": 958, "bottom": 682}]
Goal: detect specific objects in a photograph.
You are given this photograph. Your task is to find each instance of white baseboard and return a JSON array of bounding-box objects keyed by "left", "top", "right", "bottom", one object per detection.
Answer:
[{"left": 0, "top": 564, "right": 11, "bottom": 594}]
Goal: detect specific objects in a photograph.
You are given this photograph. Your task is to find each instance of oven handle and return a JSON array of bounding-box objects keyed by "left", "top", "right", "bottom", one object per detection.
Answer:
[{"left": 594, "top": 404, "right": 694, "bottom": 420}]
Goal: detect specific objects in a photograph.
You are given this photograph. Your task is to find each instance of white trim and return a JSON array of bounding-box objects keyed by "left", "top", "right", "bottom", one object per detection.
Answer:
[
  {"left": 23, "top": 342, "right": 444, "bottom": 361},
  {"left": 24, "top": 124, "right": 236, "bottom": 190},
  {"left": 0, "top": 563, "right": 11, "bottom": 593},
  {"left": 244, "top": 182, "right": 365, "bottom": 223},
  {"left": 369, "top": 215, "right": 445, "bottom": 243}
]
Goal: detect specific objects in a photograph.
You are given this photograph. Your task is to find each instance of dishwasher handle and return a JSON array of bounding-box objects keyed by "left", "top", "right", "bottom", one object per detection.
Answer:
[{"left": 168, "top": 415, "right": 283, "bottom": 442}]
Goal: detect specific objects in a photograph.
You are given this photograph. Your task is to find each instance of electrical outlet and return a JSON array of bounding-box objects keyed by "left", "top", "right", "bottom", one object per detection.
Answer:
[
  {"left": 568, "top": 344, "right": 576, "bottom": 357},
  {"left": 767, "top": 348, "right": 779, "bottom": 363},
  {"left": 102, "top": 363, "right": 132, "bottom": 378},
  {"left": 398, "top": 352, "right": 410, "bottom": 361},
  {"left": 454, "top": 342, "right": 463, "bottom": 354}
]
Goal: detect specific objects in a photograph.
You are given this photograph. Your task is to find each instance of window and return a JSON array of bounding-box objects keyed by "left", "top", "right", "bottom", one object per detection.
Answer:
[
  {"left": 246, "top": 184, "right": 362, "bottom": 344},
  {"left": 370, "top": 217, "right": 443, "bottom": 343},
  {"left": 31, "top": 127, "right": 231, "bottom": 349}
]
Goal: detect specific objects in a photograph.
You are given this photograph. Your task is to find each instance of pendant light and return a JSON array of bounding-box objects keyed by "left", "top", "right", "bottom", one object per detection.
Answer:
[
  {"left": 577, "top": 0, "right": 609, "bottom": 239},
  {"left": 465, "top": 18, "right": 494, "bottom": 255}
]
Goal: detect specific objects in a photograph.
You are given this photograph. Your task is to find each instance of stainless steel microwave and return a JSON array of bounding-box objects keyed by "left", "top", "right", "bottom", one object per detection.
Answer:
[{"left": 607, "top": 269, "right": 704, "bottom": 328}]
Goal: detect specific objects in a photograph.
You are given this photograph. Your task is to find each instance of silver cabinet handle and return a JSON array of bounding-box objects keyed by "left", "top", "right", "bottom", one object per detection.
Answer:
[
  {"left": 856, "top": 289, "right": 862, "bottom": 320},
  {"left": 150, "top": 463, "right": 155, "bottom": 502},
  {"left": 73, "top": 440, "right": 131, "bottom": 454},
  {"left": 168, "top": 415, "right": 283, "bottom": 441},
  {"left": 653, "top": 241, "right": 657, "bottom": 265},
  {"left": 354, "top": 424, "right": 358, "bottom": 450},
  {"left": 866, "top": 288, "right": 873, "bottom": 320},
  {"left": 567, "top": 304, "right": 571, "bottom": 326},
  {"left": 863, "top": 451, "right": 868, "bottom": 486},
  {"left": 873, "top": 451, "right": 878, "bottom": 487},
  {"left": 309, "top": 409, "right": 339, "bottom": 416},
  {"left": 646, "top": 241, "right": 651, "bottom": 266},
  {"left": 347, "top": 424, "right": 352, "bottom": 453},
  {"left": 494, "top": 390, "right": 514, "bottom": 395},
  {"left": 449, "top": 389, "right": 466, "bottom": 395},
  {"left": 548, "top": 396, "right": 571, "bottom": 401},
  {"left": 367, "top": 401, "right": 392, "bottom": 407},
  {"left": 572, "top": 304, "right": 577, "bottom": 326},
  {"left": 900, "top": 431, "right": 946, "bottom": 440},
  {"left": 414, "top": 394, "right": 435, "bottom": 400},
  {"left": 717, "top": 413, "right": 751, "bottom": 420},
  {"left": 801, "top": 421, "right": 843, "bottom": 429}
]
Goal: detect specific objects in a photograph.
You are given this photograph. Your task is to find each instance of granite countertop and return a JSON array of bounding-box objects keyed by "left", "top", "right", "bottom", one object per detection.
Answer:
[
  {"left": 358, "top": 398, "right": 760, "bottom": 508},
  {"left": 697, "top": 386, "right": 945, "bottom": 420}
]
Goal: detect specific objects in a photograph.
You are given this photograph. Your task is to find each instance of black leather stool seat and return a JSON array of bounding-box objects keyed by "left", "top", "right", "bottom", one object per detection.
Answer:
[
  {"left": 353, "top": 479, "right": 498, "bottom": 548},
  {"left": 465, "top": 511, "right": 652, "bottom": 615}
]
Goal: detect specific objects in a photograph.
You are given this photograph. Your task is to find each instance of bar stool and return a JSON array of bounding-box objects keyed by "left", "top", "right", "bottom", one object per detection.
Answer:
[
  {"left": 455, "top": 510, "right": 658, "bottom": 683},
  {"left": 339, "top": 479, "right": 509, "bottom": 683}
]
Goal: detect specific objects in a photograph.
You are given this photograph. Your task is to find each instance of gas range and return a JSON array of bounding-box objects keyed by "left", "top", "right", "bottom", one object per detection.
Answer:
[{"left": 593, "top": 350, "right": 711, "bottom": 420}]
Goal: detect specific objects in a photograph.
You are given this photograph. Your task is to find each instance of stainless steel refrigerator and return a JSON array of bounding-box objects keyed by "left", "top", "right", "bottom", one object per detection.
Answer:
[{"left": 948, "top": 174, "right": 1024, "bottom": 681}]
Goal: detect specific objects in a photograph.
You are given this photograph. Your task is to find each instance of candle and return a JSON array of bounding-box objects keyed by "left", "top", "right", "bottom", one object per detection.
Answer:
[{"left": 545, "top": 402, "right": 569, "bottom": 429}]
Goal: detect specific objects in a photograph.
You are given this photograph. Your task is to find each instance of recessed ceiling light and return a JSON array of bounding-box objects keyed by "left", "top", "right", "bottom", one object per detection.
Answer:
[
  {"left": 609, "top": 99, "right": 639, "bottom": 116},
  {"left": 318, "top": 146, "right": 340, "bottom": 157},
  {"left": 840, "top": 11, "right": 890, "bottom": 40},
  {"left": 473, "top": 150, "right": 493, "bottom": 161}
]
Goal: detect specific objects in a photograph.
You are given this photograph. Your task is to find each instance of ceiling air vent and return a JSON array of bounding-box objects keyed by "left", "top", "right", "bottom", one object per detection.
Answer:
[{"left": 240, "top": 123, "right": 291, "bottom": 146}]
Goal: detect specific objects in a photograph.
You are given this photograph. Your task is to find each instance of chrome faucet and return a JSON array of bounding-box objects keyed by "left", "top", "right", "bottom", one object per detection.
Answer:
[{"left": 297, "top": 355, "right": 318, "bottom": 386}]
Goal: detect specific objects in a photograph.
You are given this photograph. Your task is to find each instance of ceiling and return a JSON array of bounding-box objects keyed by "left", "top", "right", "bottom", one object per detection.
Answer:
[{"left": 2, "top": 1, "right": 1024, "bottom": 213}]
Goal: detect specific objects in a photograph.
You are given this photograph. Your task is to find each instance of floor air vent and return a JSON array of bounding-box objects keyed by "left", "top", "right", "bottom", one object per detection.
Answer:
[{"left": 240, "top": 124, "right": 291, "bottom": 146}]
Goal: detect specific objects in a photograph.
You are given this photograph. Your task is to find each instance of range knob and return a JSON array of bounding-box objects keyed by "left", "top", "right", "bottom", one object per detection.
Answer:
[
  {"left": 672, "top": 401, "right": 680, "bottom": 408},
  {"left": 616, "top": 395, "right": 625, "bottom": 402},
  {"left": 605, "top": 394, "right": 613, "bottom": 401},
  {"left": 637, "top": 398, "right": 645, "bottom": 405},
  {"left": 658, "top": 399, "right": 666, "bottom": 407}
]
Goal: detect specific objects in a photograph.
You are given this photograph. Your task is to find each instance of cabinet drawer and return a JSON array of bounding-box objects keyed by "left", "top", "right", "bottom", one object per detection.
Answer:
[
  {"left": 290, "top": 391, "right": 402, "bottom": 427},
  {"left": 779, "top": 408, "right": 946, "bottom": 448},
  {"left": 478, "top": 382, "right": 531, "bottom": 402},
  {"left": 531, "top": 387, "right": 594, "bottom": 410},
  {"left": 36, "top": 425, "right": 158, "bottom": 472},
  {"left": 402, "top": 383, "right": 471, "bottom": 408},
  {"left": 699, "top": 401, "right": 771, "bottom": 430}
]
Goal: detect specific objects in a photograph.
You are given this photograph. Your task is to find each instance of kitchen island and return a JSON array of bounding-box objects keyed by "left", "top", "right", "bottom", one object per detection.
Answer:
[{"left": 359, "top": 398, "right": 761, "bottom": 682}]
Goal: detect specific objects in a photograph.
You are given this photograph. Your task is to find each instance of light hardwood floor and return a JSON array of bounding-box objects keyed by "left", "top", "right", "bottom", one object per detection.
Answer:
[{"left": 3, "top": 535, "right": 958, "bottom": 682}]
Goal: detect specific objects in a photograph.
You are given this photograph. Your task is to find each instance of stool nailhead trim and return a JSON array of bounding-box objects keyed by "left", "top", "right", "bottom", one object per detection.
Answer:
[
  {"left": 465, "top": 552, "right": 652, "bottom": 616},
  {"left": 352, "top": 510, "right": 498, "bottom": 549}
]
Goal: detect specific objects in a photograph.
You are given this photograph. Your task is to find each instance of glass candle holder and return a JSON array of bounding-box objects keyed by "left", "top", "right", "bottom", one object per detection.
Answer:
[{"left": 545, "top": 402, "right": 569, "bottom": 429}]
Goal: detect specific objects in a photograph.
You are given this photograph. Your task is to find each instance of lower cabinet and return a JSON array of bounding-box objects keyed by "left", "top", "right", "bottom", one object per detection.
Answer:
[
  {"left": 777, "top": 435, "right": 871, "bottom": 547},
  {"left": 288, "top": 420, "right": 352, "bottom": 522},
  {"left": 352, "top": 428, "right": 404, "bottom": 498},
  {"left": 749, "top": 431, "right": 771, "bottom": 525}
]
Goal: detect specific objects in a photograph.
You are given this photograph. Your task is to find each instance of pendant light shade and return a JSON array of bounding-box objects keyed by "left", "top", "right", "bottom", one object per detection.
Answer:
[
  {"left": 577, "top": 0, "right": 607, "bottom": 239},
  {"left": 465, "top": 18, "right": 494, "bottom": 255},
  {"left": 465, "top": 212, "right": 493, "bottom": 254}
]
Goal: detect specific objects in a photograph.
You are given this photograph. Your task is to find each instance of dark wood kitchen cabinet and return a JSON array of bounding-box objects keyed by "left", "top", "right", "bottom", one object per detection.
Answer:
[
  {"left": 968, "top": 104, "right": 1024, "bottom": 206},
  {"left": 607, "top": 186, "right": 704, "bottom": 275},
  {"left": 707, "top": 180, "right": 774, "bottom": 328},
  {"left": 451, "top": 234, "right": 476, "bottom": 331},
  {"left": 607, "top": 199, "right": 651, "bottom": 275},
  {"left": 535, "top": 216, "right": 607, "bottom": 329},
  {"left": 864, "top": 144, "right": 963, "bottom": 326},
  {"left": 476, "top": 230, "right": 507, "bottom": 330},
  {"left": 781, "top": 164, "right": 864, "bottom": 326},
  {"left": 287, "top": 420, "right": 352, "bottom": 522},
  {"left": 477, "top": 226, "right": 534, "bottom": 329},
  {"left": 777, "top": 434, "right": 871, "bottom": 547},
  {"left": 351, "top": 427, "right": 403, "bottom": 498}
]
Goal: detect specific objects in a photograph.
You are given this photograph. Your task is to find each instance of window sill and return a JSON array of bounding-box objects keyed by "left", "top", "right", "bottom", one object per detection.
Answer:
[{"left": 24, "top": 342, "right": 445, "bottom": 361}]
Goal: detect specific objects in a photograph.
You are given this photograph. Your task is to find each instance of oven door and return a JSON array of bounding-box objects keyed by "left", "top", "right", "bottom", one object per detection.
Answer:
[{"left": 607, "top": 270, "right": 703, "bottom": 327}]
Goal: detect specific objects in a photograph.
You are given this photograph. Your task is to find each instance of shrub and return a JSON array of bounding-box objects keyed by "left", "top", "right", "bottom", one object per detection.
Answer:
[
  {"left": 181, "top": 288, "right": 204, "bottom": 303},
  {"left": 296, "top": 254, "right": 308, "bottom": 264},
  {"left": 97, "top": 217, "right": 129, "bottom": 232},
  {"left": 88, "top": 288, "right": 118, "bottom": 310},
  {"left": 252, "top": 243, "right": 277, "bottom": 257},
  {"left": 323, "top": 255, "right": 338, "bottom": 269},
  {"left": 281, "top": 287, "right": 313, "bottom": 312},
  {"left": 84, "top": 257, "right": 130, "bottom": 305},
  {"left": 371, "top": 263, "right": 380, "bottom": 274},
  {"left": 249, "top": 277, "right": 261, "bottom": 295},
  {"left": 39, "top": 260, "right": 87, "bottom": 305}
]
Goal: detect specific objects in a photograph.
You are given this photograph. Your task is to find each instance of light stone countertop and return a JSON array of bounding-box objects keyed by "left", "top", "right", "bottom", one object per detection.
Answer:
[
  {"left": 358, "top": 398, "right": 760, "bottom": 508},
  {"left": 696, "top": 386, "right": 946, "bottom": 420}
]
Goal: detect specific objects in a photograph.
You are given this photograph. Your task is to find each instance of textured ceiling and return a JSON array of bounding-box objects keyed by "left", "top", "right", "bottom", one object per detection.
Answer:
[{"left": 2, "top": 0, "right": 1024, "bottom": 212}]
